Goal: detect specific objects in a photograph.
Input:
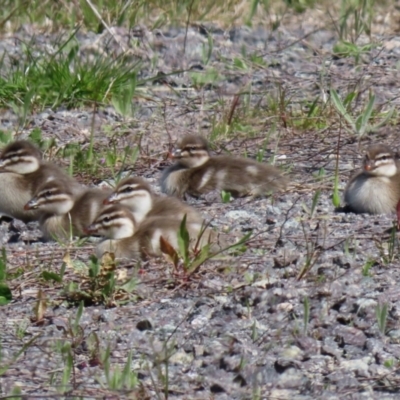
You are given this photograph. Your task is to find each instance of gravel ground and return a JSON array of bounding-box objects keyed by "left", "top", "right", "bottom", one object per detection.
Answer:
[{"left": 2, "top": 8, "right": 400, "bottom": 399}]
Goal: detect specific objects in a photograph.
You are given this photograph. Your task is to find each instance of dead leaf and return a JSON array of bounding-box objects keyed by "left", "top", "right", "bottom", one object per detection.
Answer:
[
  {"left": 33, "top": 289, "right": 47, "bottom": 323},
  {"left": 160, "top": 235, "right": 179, "bottom": 267},
  {"left": 63, "top": 251, "right": 74, "bottom": 269}
]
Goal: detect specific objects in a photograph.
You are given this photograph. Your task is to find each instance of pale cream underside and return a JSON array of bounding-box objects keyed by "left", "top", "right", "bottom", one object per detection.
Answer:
[
  {"left": 0, "top": 173, "right": 38, "bottom": 221},
  {"left": 345, "top": 174, "right": 399, "bottom": 214}
]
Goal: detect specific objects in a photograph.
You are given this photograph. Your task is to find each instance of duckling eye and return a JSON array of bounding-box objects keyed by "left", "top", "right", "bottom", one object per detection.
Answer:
[
  {"left": 44, "top": 191, "right": 52, "bottom": 198},
  {"left": 103, "top": 216, "right": 110, "bottom": 222},
  {"left": 380, "top": 156, "right": 389, "bottom": 161},
  {"left": 122, "top": 187, "right": 133, "bottom": 193}
]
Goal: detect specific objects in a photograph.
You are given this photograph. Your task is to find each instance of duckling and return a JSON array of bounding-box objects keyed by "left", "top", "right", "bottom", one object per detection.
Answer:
[
  {"left": 160, "top": 135, "right": 287, "bottom": 198},
  {"left": 344, "top": 144, "right": 400, "bottom": 214},
  {"left": 85, "top": 204, "right": 223, "bottom": 259},
  {"left": 104, "top": 176, "right": 204, "bottom": 224},
  {"left": 24, "top": 178, "right": 112, "bottom": 239},
  {"left": 0, "top": 140, "right": 83, "bottom": 222}
]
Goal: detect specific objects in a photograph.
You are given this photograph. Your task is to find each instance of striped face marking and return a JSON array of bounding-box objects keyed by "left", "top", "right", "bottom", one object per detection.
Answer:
[
  {"left": 364, "top": 152, "right": 397, "bottom": 177},
  {"left": 91, "top": 206, "right": 136, "bottom": 239},
  {"left": 173, "top": 145, "right": 210, "bottom": 168},
  {"left": 0, "top": 141, "right": 42, "bottom": 174},
  {"left": 105, "top": 179, "right": 153, "bottom": 222},
  {"left": 172, "top": 136, "right": 211, "bottom": 168},
  {"left": 25, "top": 181, "right": 74, "bottom": 214},
  {"left": 0, "top": 154, "right": 40, "bottom": 174}
]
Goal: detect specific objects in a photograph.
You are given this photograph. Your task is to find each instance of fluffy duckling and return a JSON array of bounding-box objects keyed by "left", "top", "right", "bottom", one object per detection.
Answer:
[
  {"left": 344, "top": 144, "right": 400, "bottom": 214},
  {"left": 104, "top": 176, "right": 204, "bottom": 224},
  {"left": 0, "top": 140, "right": 83, "bottom": 222},
  {"left": 160, "top": 135, "right": 287, "bottom": 198},
  {"left": 86, "top": 204, "right": 223, "bottom": 259},
  {"left": 24, "top": 178, "right": 111, "bottom": 239}
]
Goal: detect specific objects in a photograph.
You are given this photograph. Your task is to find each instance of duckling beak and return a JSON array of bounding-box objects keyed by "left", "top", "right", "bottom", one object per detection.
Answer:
[
  {"left": 84, "top": 224, "right": 97, "bottom": 235},
  {"left": 103, "top": 194, "right": 117, "bottom": 205},
  {"left": 24, "top": 199, "right": 38, "bottom": 210},
  {"left": 172, "top": 149, "right": 182, "bottom": 159},
  {"left": 363, "top": 161, "right": 374, "bottom": 171}
]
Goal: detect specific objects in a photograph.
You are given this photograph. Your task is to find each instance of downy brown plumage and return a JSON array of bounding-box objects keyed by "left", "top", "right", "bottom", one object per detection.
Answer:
[
  {"left": 24, "top": 178, "right": 112, "bottom": 239},
  {"left": 0, "top": 140, "right": 83, "bottom": 222},
  {"left": 86, "top": 204, "right": 224, "bottom": 259},
  {"left": 161, "top": 135, "right": 287, "bottom": 198},
  {"left": 104, "top": 176, "right": 204, "bottom": 224}
]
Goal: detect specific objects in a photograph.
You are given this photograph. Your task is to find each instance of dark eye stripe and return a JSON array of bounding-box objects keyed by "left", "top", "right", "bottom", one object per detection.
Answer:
[{"left": 376, "top": 155, "right": 391, "bottom": 160}]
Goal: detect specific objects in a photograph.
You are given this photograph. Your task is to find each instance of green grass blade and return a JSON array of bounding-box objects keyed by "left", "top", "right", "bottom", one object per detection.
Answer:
[{"left": 330, "top": 89, "right": 355, "bottom": 129}]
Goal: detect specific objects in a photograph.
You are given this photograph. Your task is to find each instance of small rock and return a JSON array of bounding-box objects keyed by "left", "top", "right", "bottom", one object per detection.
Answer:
[
  {"left": 210, "top": 382, "right": 226, "bottom": 393},
  {"left": 169, "top": 350, "right": 194, "bottom": 365},
  {"left": 193, "top": 345, "right": 204, "bottom": 357},
  {"left": 276, "top": 367, "right": 308, "bottom": 389},
  {"left": 225, "top": 210, "right": 254, "bottom": 220},
  {"left": 341, "top": 358, "right": 371, "bottom": 378},
  {"left": 326, "top": 370, "right": 361, "bottom": 390},
  {"left": 333, "top": 325, "right": 367, "bottom": 347},
  {"left": 136, "top": 319, "right": 152, "bottom": 331},
  {"left": 295, "top": 336, "right": 321, "bottom": 354}
]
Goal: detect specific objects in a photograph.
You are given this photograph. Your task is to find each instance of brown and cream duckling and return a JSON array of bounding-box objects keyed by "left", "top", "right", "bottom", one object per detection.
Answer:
[
  {"left": 344, "top": 144, "right": 400, "bottom": 214},
  {"left": 104, "top": 176, "right": 204, "bottom": 224},
  {"left": 0, "top": 140, "right": 83, "bottom": 222},
  {"left": 160, "top": 135, "right": 287, "bottom": 198},
  {"left": 86, "top": 204, "right": 223, "bottom": 259},
  {"left": 24, "top": 178, "right": 111, "bottom": 239}
]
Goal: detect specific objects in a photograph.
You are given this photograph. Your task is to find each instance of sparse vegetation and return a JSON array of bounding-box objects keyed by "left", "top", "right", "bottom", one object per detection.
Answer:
[
  {"left": 0, "top": 248, "right": 11, "bottom": 305},
  {"left": 1, "top": 0, "right": 400, "bottom": 398}
]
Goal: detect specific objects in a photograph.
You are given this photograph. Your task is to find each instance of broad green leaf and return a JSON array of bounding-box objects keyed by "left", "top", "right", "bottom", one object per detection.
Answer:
[
  {"left": 190, "top": 244, "right": 211, "bottom": 270},
  {"left": 0, "top": 283, "right": 11, "bottom": 304},
  {"left": 343, "top": 92, "right": 356, "bottom": 107},
  {"left": 330, "top": 89, "right": 355, "bottom": 128},
  {"left": 372, "top": 108, "right": 395, "bottom": 131},
  {"left": 311, "top": 190, "right": 321, "bottom": 217},
  {"left": 42, "top": 271, "right": 62, "bottom": 283},
  {"left": 221, "top": 190, "right": 232, "bottom": 203},
  {"left": 178, "top": 215, "right": 190, "bottom": 264},
  {"left": 28, "top": 128, "right": 43, "bottom": 144},
  {"left": 74, "top": 301, "right": 84, "bottom": 330},
  {"left": 363, "top": 94, "right": 375, "bottom": 123},
  {"left": 355, "top": 114, "right": 363, "bottom": 133},
  {"left": 0, "top": 131, "right": 12, "bottom": 144},
  {"left": 120, "top": 276, "right": 137, "bottom": 293}
]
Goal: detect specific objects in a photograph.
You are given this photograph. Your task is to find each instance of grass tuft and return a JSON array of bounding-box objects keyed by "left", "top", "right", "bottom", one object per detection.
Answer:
[{"left": 0, "top": 36, "right": 141, "bottom": 112}]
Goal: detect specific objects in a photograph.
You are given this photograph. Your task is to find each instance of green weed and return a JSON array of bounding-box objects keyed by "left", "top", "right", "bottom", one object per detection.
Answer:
[
  {"left": 374, "top": 224, "right": 399, "bottom": 265},
  {"left": 221, "top": 190, "right": 232, "bottom": 203},
  {"left": 330, "top": 90, "right": 395, "bottom": 140},
  {"left": 64, "top": 253, "right": 137, "bottom": 306},
  {"left": 376, "top": 302, "right": 388, "bottom": 336},
  {"left": 336, "top": 0, "right": 374, "bottom": 43},
  {"left": 0, "top": 248, "right": 11, "bottom": 306},
  {"left": 361, "top": 258, "right": 374, "bottom": 277},
  {"left": 101, "top": 346, "right": 138, "bottom": 390},
  {"left": 160, "top": 215, "right": 251, "bottom": 280}
]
